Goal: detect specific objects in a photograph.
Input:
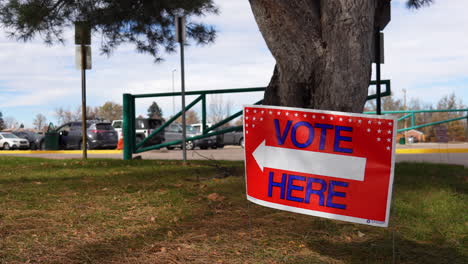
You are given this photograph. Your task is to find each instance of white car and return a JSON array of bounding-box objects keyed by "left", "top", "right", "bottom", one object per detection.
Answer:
[{"left": 0, "top": 132, "right": 29, "bottom": 150}]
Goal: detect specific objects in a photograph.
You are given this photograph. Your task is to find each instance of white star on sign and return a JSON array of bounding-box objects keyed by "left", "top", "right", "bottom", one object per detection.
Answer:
[
  {"left": 330, "top": 117, "right": 334, "bottom": 120},
  {"left": 378, "top": 121, "right": 382, "bottom": 125},
  {"left": 246, "top": 109, "right": 249, "bottom": 113},
  {"left": 246, "top": 131, "right": 249, "bottom": 134},
  {"left": 387, "top": 138, "right": 391, "bottom": 142},
  {"left": 286, "top": 112, "right": 289, "bottom": 116},
  {"left": 277, "top": 112, "right": 281, "bottom": 115},
  {"left": 367, "top": 128, "right": 371, "bottom": 132},
  {"left": 269, "top": 111, "right": 272, "bottom": 114},
  {"left": 246, "top": 124, "right": 249, "bottom": 127},
  {"left": 358, "top": 120, "right": 362, "bottom": 123},
  {"left": 261, "top": 111, "right": 264, "bottom": 114},
  {"left": 378, "top": 129, "right": 382, "bottom": 133},
  {"left": 387, "top": 130, "right": 392, "bottom": 134},
  {"left": 321, "top": 116, "right": 325, "bottom": 119},
  {"left": 260, "top": 118, "right": 263, "bottom": 121},
  {"left": 245, "top": 117, "right": 249, "bottom": 120},
  {"left": 252, "top": 124, "right": 255, "bottom": 128},
  {"left": 253, "top": 117, "right": 256, "bottom": 121},
  {"left": 339, "top": 118, "right": 343, "bottom": 121},
  {"left": 312, "top": 115, "right": 316, "bottom": 118},
  {"left": 377, "top": 138, "right": 381, "bottom": 142},
  {"left": 348, "top": 119, "right": 353, "bottom": 122},
  {"left": 254, "top": 110, "right": 257, "bottom": 113},
  {"left": 295, "top": 113, "right": 298, "bottom": 117},
  {"left": 368, "top": 120, "right": 372, "bottom": 124},
  {"left": 388, "top": 122, "right": 392, "bottom": 126},
  {"left": 386, "top": 146, "right": 391, "bottom": 150},
  {"left": 303, "top": 114, "right": 307, "bottom": 118}
]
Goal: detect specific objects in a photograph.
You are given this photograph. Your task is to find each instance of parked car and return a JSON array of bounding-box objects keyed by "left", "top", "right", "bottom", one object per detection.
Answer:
[
  {"left": 111, "top": 118, "right": 165, "bottom": 147},
  {"left": 37, "top": 121, "right": 118, "bottom": 150},
  {"left": 12, "top": 130, "right": 40, "bottom": 150},
  {"left": 190, "top": 123, "right": 223, "bottom": 149},
  {"left": 163, "top": 123, "right": 217, "bottom": 150},
  {"left": 0, "top": 132, "right": 29, "bottom": 150},
  {"left": 223, "top": 130, "right": 244, "bottom": 148},
  {"left": 164, "top": 123, "right": 195, "bottom": 150}
]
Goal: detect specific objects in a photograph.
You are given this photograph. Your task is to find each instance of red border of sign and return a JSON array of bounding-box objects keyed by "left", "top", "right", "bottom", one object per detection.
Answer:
[{"left": 243, "top": 105, "right": 397, "bottom": 227}]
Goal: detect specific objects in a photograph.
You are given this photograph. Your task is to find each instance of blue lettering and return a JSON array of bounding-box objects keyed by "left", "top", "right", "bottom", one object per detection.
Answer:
[
  {"left": 326, "top": 180, "right": 348, "bottom": 209},
  {"left": 268, "top": 172, "right": 287, "bottom": 199},
  {"left": 305, "top": 177, "right": 326, "bottom": 206},
  {"left": 315, "top": 123, "right": 334, "bottom": 150},
  {"left": 291, "top": 121, "right": 314, "bottom": 148},
  {"left": 274, "top": 119, "right": 292, "bottom": 145},
  {"left": 286, "top": 175, "right": 306, "bottom": 203},
  {"left": 334, "top": 126, "right": 353, "bottom": 153}
]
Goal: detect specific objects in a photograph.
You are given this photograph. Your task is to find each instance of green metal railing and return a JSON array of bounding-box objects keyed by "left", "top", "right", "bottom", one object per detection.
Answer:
[
  {"left": 123, "top": 81, "right": 391, "bottom": 160},
  {"left": 365, "top": 108, "right": 468, "bottom": 133},
  {"left": 123, "top": 87, "right": 265, "bottom": 160}
]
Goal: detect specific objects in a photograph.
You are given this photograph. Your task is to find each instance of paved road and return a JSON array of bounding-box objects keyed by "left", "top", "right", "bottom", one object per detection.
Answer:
[{"left": 2, "top": 144, "right": 468, "bottom": 167}]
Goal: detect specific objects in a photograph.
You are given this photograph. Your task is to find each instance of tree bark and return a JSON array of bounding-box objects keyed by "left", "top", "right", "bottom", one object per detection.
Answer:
[{"left": 250, "top": 0, "right": 383, "bottom": 113}]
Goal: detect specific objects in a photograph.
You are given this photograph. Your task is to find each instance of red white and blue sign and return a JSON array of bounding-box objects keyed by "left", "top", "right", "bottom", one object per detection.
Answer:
[{"left": 243, "top": 105, "right": 397, "bottom": 227}]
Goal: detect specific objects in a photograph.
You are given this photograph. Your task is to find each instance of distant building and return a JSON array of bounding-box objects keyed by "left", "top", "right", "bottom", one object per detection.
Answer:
[{"left": 405, "top": 129, "right": 425, "bottom": 143}]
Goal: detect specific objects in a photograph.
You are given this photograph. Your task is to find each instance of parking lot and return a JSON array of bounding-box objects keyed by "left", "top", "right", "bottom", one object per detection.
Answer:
[{"left": 1, "top": 143, "right": 468, "bottom": 167}]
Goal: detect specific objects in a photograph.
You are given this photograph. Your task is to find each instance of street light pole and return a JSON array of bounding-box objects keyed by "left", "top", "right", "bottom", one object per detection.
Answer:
[
  {"left": 175, "top": 16, "right": 187, "bottom": 163},
  {"left": 172, "top": 69, "right": 176, "bottom": 116},
  {"left": 81, "top": 43, "right": 87, "bottom": 159}
]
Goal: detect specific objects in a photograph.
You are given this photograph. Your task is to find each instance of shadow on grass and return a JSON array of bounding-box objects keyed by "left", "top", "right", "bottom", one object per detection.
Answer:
[
  {"left": 306, "top": 235, "right": 467, "bottom": 264},
  {"left": 394, "top": 162, "right": 467, "bottom": 195}
]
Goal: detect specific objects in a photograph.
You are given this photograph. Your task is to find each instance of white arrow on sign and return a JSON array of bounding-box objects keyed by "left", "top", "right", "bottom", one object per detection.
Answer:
[{"left": 252, "top": 140, "right": 367, "bottom": 181}]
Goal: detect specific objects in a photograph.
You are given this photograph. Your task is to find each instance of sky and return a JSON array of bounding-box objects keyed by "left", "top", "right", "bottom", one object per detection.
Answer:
[{"left": 0, "top": 0, "right": 467, "bottom": 128}]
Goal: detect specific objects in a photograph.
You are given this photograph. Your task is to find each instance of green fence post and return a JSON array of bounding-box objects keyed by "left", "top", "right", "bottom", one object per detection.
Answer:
[
  {"left": 202, "top": 94, "right": 207, "bottom": 134},
  {"left": 411, "top": 113, "right": 416, "bottom": 128},
  {"left": 123, "top": 93, "right": 133, "bottom": 160}
]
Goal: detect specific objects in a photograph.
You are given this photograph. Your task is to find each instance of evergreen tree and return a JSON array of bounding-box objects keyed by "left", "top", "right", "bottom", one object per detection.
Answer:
[
  {"left": 0, "top": 111, "right": 5, "bottom": 130},
  {"left": 0, "top": 0, "right": 217, "bottom": 62},
  {"left": 147, "top": 102, "right": 163, "bottom": 119}
]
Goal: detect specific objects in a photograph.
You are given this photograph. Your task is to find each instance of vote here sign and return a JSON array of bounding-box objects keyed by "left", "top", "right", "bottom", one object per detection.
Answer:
[{"left": 243, "top": 105, "right": 397, "bottom": 227}]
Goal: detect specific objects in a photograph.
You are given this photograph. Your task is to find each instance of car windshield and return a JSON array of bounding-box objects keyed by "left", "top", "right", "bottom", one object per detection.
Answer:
[
  {"left": 190, "top": 126, "right": 201, "bottom": 134},
  {"left": 186, "top": 125, "right": 197, "bottom": 134},
  {"left": 95, "top": 124, "right": 114, "bottom": 130},
  {"left": 1, "top": 133, "right": 18, "bottom": 139}
]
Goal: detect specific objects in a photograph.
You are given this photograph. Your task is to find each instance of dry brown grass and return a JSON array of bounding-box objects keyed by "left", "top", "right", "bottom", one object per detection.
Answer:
[{"left": 0, "top": 158, "right": 466, "bottom": 263}]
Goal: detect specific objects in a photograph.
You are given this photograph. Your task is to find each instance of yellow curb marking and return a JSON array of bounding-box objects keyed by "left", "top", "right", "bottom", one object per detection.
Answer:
[
  {"left": 0, "top": 149, "right": 467, "bottom": 155},
  {"left": 396, "top": 148, "right": 468, "bottom": 154},
  {"left": 0, "top": 150, "right": 122, "bottom": 155}
]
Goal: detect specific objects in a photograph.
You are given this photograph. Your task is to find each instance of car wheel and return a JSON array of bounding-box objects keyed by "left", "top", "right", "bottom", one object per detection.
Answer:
[
  {"left": 3, "top": 143, "right": 10, "bottom": 150},
  {"left": 211, "top": 145, "right": 217, "bottom": 149},
  {"left": 186, "top": 141, "right": 195, "bottom": 150},
  {"left": 239, "top": 138, "right": 244, "bottom": 148},
  {"left": 166, "top": 146, "right": 175, "bottom": 150},
  {"left": 200, "top": 146, "right": 208, "bottom": 150},
  {"left": 217, "top": 144, "right": 225, "bottom": 149}
]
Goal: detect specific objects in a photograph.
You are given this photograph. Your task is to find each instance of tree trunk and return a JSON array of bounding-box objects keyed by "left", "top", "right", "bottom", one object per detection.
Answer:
[{"left": 250, "top": 0, "right": 383, "bottom": 113}]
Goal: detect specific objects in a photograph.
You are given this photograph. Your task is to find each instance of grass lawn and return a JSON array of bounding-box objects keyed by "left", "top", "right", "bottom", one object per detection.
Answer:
[{"left": 0, "top": 157, "right": 466, "bottom": 264}]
